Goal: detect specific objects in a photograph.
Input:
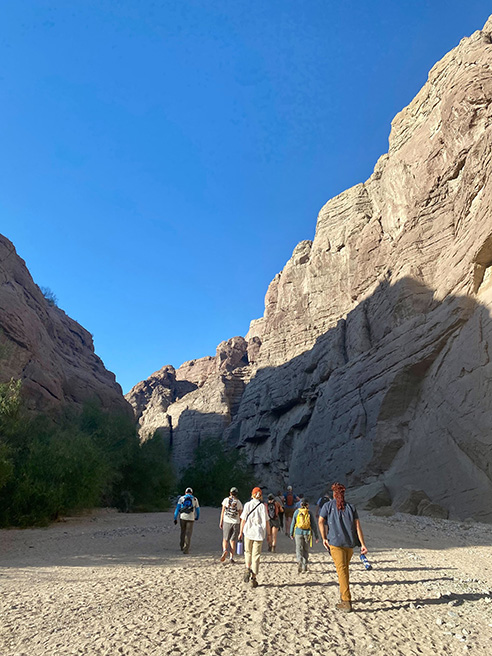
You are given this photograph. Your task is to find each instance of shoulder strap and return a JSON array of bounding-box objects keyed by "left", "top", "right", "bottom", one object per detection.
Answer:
[{"left": 245, "top": 502, "right": 261, "bottom": 522}]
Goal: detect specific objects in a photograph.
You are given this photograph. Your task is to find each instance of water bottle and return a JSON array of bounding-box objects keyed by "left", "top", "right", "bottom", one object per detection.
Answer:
[
  {"left": 360, "top": 554, "right": 372, "bottom": 570},
  {"left": 236, "top": 538, "right": 244, "bottom": 556}
]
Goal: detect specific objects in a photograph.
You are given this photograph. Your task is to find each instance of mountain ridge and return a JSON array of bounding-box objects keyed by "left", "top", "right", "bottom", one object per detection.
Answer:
[{"left": 0, "top": 234, "right": 131, "bottom": 417}]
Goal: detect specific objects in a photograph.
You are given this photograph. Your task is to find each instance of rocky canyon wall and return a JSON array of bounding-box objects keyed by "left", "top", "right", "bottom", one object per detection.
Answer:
[
  {"left": 127, "top": 16, "right": 492, "bottom": 521},
  {"left": 0, "top": 235, "right": 130, "bottom": 416}
]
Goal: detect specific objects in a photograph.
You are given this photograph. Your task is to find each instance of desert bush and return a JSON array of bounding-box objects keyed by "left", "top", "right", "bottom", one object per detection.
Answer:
[
  {"left": 178, "top": 438, "right": 255, "bottom": 506},
  {"left": 0, "top": 379, "right": 21, "bottom": 492},
  {"left": 119, "top": 432, "right": 175, "bottom": 512},
  {"left": 0, "top": 378, "right": 22, "bottom": 423},
  {"left": 0, "top": 388, "right": 175, "bottom": 526},
  {"left": 40, "top": 286, "right": 58, "bottom": 307}
]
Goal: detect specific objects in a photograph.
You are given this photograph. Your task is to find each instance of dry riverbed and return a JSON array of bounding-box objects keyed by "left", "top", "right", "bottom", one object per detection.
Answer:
[{"left": 1, "top": 508, "right": 492, "bottom": 655}]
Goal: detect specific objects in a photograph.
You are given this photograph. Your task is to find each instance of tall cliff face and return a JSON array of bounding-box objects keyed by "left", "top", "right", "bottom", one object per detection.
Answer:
[
  {"left": 0, "top": 235, "right": 130, "bottom": 416},
  {"left": 128, "top": 16, "right": 492, "bottom": 520}
]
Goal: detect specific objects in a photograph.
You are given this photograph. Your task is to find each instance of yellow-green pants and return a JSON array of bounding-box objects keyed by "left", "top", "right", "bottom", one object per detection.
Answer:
[{"left": 330, "top": 545, "right": 354, "bottom": 601}]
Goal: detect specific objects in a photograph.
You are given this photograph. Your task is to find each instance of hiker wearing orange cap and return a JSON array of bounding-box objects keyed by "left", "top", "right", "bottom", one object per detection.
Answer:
[{"left": 238, "top": 487, "right": 271, "bottom": 588}]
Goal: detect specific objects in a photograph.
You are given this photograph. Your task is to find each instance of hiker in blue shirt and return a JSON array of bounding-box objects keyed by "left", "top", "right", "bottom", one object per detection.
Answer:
[
  {"left": 318, "top": 483, "right": 367, "bottom": 612},
  {"left": 174, "top": 487, "right": 200, "bottom": 554}
]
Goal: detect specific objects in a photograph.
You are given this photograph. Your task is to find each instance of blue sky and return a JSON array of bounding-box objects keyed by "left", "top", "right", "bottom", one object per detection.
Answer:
[{"left": 1, "top": 1, "right": 489, "bottom": 394}]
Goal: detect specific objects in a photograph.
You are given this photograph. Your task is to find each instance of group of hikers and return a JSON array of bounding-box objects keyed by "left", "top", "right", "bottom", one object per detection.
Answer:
[{"left": 174, "top": 482, "right": 368, "bottom": 612}]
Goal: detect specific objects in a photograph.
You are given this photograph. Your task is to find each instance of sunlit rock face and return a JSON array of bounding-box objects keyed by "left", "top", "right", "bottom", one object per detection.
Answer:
[
  {"left": 125, "top": 337, "right": 253, "bottom": 467},
  {"left": 129, "top": 17, "right": 492, "bottom": 520},
  {"left": 0, "top": 235, "right": 131, "bottom": 416}
]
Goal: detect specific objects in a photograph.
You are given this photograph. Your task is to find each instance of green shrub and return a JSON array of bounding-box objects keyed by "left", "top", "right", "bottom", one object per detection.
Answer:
[
  {"left": 0, "top": 378, "right": 21, "bottom": 423},
  {"left": 0, "top": 386, "right": 176, "bottom": 526},
  {"left": 40, "top": 286, "right": 58, "bottom": 307},
  {"left": 119, "top": 432, "right": 175, "bottom": 512},
  {"left": 178, "top": 438, "right": 255, "bottom": 506},
  {"left": 0, "top": 442, "right": 13, "bottom": 491}
]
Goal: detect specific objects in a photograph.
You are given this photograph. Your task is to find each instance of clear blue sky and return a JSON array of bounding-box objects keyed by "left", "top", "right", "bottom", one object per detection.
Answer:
[{"left": 1, "top": 1, "right": 489, "bottom": 394}]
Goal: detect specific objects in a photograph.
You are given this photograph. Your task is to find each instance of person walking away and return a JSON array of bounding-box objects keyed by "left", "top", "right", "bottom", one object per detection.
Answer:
[
  {"left": 174, "top": 487, "right": 200, "bottom": 554},
  {"left": 266, "top": 493, "right": 282, "bottom": 552},
  {"left": 316, "top": 490, "right": 330, "bottom": 519},
  {"left": 239, "top": 487, "right": 271, "bottom": 588},
  {"left": 275, "top": 491, "right": 285, "bottom": 531},
  {"left": 219, "top": 486, "right": 243, "bottom": 563},
  {"left": 290, "top": 500, "right": 319, "bottom": 573},
  {"left": 295, "top": 493, "right": 305, "bottom": 509},
  {"left": 283, "top": 485, "right": 299, "bottom": 536},
  {"left": 318, "top": 483, "right": 368, "bottom": 612}
]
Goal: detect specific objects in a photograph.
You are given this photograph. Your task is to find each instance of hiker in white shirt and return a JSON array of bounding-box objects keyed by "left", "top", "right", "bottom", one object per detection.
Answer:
[
  {"left": 239, "top": 487, "right": 270, "bottom": 588},
  {"left": 219, "top": 486, "right": 243, "bottom": 564}
]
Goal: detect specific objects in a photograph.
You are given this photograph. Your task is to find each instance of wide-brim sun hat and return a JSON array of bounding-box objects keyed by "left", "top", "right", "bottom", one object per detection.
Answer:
[{"left": 252, "top": 486, "right": 262, "bottom": 497}]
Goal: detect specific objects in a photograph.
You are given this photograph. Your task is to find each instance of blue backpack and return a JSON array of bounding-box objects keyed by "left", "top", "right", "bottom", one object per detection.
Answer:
[{"left": 181, "top": 494, "right": 194, "bottom": 514}]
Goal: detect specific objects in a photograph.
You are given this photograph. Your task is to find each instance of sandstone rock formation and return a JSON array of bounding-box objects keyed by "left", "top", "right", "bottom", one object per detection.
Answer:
[
  {"left": 126, "top": 337, "right": 252, "bottom": 465},
  {"left": 128, "top": 16, "right": 492, "bottom": 521},
  {"left": 0, "top": 234, "right": 130, "bottom": 416}
]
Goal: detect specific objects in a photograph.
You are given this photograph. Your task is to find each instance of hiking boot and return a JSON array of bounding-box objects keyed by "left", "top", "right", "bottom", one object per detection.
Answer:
[
  {"left": 243, "top": 568, "right": 252, "bottom": 583},
  {"left": 335, "top": 601, "right": 353, "bottom": 612},
  {"left": 220, "top": 550, "right": 228, "bottom": 562},
  {"left": 229, "top": 557, "right": 236, "bottom": 565},
  {"left": 298, "top": 563, "right": 303, "bottom": 574},
  {"left": 250, "top": 575, "right": 259, "bottom": 588}
]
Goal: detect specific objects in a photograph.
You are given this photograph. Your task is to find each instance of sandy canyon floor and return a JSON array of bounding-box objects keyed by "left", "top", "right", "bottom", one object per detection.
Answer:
[{"left": 1, "top": 507, "right": 492, "bottom": 655}]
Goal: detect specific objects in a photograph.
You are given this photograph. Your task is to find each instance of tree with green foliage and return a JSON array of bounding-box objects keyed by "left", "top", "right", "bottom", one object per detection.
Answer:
[
  {"left": 0, "top": 383, "right": 176, "bottom": 526},
  {"left": 0, "top": 379, "right": 21, "bottom": 491},
  {"left": 178, "top": 438, "right": 255, "bottom": 506},
  {"left": 119, "top": 431, "right": 175, "bottom": 512},
  {"left": 0, "top": 378, "right": 21, "bottom": 422}
]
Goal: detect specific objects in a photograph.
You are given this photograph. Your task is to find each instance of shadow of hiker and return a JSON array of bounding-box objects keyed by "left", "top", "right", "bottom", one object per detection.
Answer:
[
  {"left": 354, "top": 576, "right": 455, "bottom": 587},
  {"left": 371, "top": 566, "right": 456, "bottom": 572},
  {"left": 354, "top": 591, "right": 491, "bottom": 613},
  {"left": 262, "top": 580, "right": 337, "bottom": 589}
]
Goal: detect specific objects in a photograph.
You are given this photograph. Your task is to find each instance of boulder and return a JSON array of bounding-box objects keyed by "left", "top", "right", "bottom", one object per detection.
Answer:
[
  {"left": 346, "top": 482, "right": 392, "bottom": 510},
  {"left": 417, "top": 499, "right": 449, "bottom": 520},
  {"left": 392, "top": 489, "right": 431, "bottom": 515}
]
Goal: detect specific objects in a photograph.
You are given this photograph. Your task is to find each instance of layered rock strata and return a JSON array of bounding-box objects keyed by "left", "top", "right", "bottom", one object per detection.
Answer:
[
  {"left": 128, "top": 16, "right": 492, "bottom": 520},
  {"left": 125, "top": 337, "right": 252, "bottom": 466},
  {"left": 0, "top": 235, "right": 130, "bottom": 416}
]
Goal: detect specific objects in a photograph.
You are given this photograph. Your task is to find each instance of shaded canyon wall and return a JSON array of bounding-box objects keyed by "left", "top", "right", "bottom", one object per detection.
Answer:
[{"left": 127, "top": 17, "right": 492, "bottom": 520}]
